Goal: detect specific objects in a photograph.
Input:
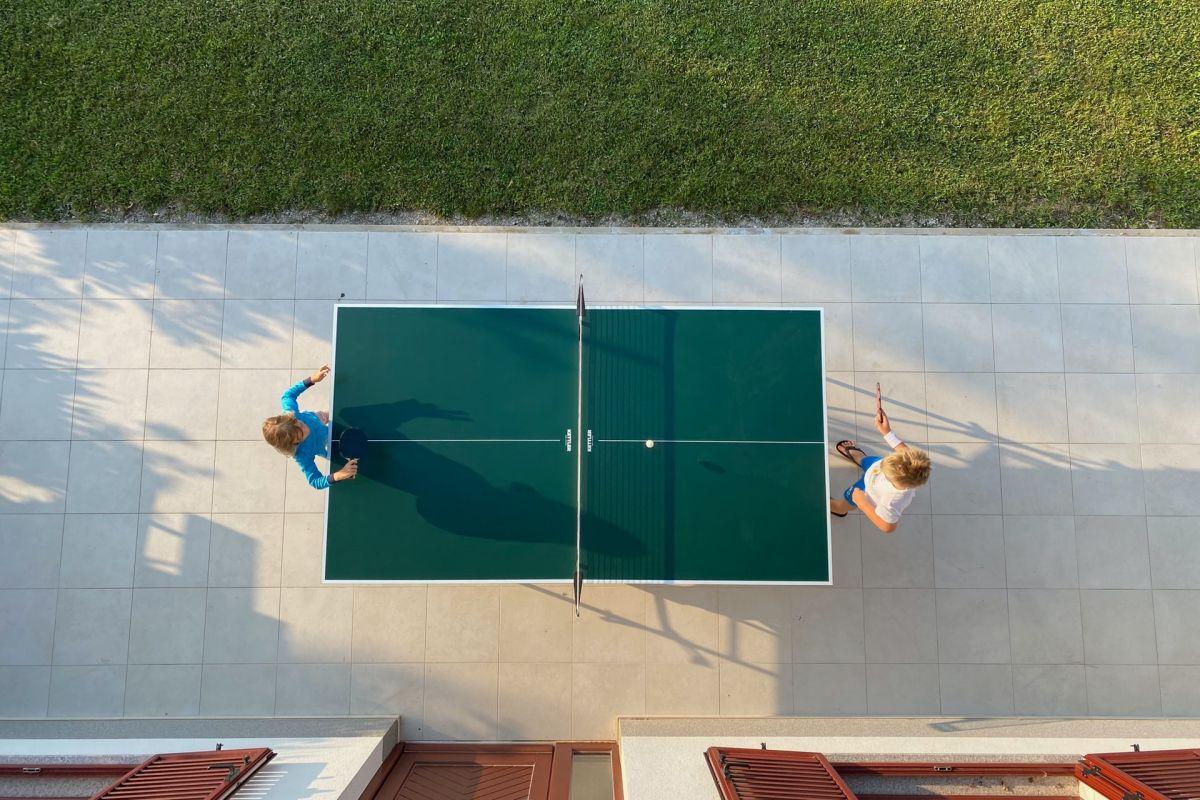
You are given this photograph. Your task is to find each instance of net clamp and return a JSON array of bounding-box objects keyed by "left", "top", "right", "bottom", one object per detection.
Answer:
[
  {"left": 566, "top": 429, "right": 573, "bottom": 452},
  {"left": 587, "top": 429, "right": 594, "bottom": 452}
]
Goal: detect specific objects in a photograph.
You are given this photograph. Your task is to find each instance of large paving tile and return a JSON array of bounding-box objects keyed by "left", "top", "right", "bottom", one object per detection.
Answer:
[
  {"left": 426, "top": 585, "right": 500, "bottom": 662},
  {"left": 353, "top": 586, "right": 428, "bottom": 663},
  {"left": 208, "top": 513, "right": 284, "bottom": 587},
  {"left": 0, "top": 231, "right": 11, "bottom": 299},
  {"left": 0, "top": 589, "right": 57, "bottom": 665},
  {"left": 830, "top": 516, "right": 863, "bottom": 588},
  {"left": 1137, "top": 374, "right": 1200, "bottom": 444},
  {"left": 0, "top": 440, "right": 70, "bottom": 513},
  {"left": 1069, "top": 444, "right": 1146, "bottom": 516},
  {"left": 65, "top": 441, "right": 143, "bottom": 513},
  {"left": 498, "top": 662, "right": 572, "bottom": 739},
  {"left": 5, "top": 298, "right": 81, "bottom": 369},
  {"left": 123, "top": 664, "right": 202, "bottom": 717},
  {"left": 939, "top": 664, "right": 1014, "bottom": 715},
  {"left": 71, "top": 369, "right": 147, "bottom": 440},
  {"left": 127, "top": 587, "right": 206, "bottom": 664},
  {"left": 1061, "top": 305, "right": 1135, "bottom": 373},
  {"left": 717, "top": 661, "right": 791, "bottom": 716},
  {"left": 851, "top": 372, "right": 928, "bottom": 449},
  {"left": 276, "top": 663, "right": 351, "bottom": 715},
  {"left": 1131, "top": 305, "right": 1200, "bottom": 373},
  {"left": 155, "top": 230, "right": 227, "bottom": 299},
  {"left": 647, "top": 661, "right": 719, "bottom": 716},
  {"left": 280, "top": 513, "right": 324, "bottom": 586},
  {"left": 988, "top": 235, "right": 1058, "bottom": 302},
  {"left": 793, "top": 663, "right": 866, "bottom": 715},
  {"left": 852, "top": 303, "right": 923, "bottom": 371},
  {"left": 782, "top": 234, "right": 851, "bottom": 302},
  {"left": 149, "top": 300, "right": 223, "bottom": 369},
  {"left": 278, "top": 587, "right": 352, "bottom": 663},
  {"left": 424, "top": 662, "right": 498, "bottom": 739},
  {"left": 48, "top": 665, "right": 125, "bottom": 717},
  {"left": 1057, "top": 237, "right": 1128, "bottom": 303},
  {"left": 923, "top": 304, "right": 993, "bottom": 372},
  {"left": 296, "top": 232, "right": 367, "bottom": 299},
  {"left": 366, "top": 232, "right": 437, "bottom": 300},
  {"left": 1080, "top": 589, "right": 1157, "bottom": 665},
  {"left": 436, "top": 232, "right": 507, "bottom": 302},
  {"left": 850, "top": 235, "right": 920, "bottom": 302},
  {"left": 203, "top": 587, "right": 280, "bottom": 664},
  {"left": 215, "top": 368, "right": 291, "bottom": 440},
  {"left": 1141, "top": 445, "right": 1200, "bottom": 515},
  {"left": 643, "top": 234, "right": 712, "bottom": 303},
  {"left": 12, "top": 229, "right": 87, "bottom": 298},
  {"left": 1153, "top": 590, "right": 1200, "bottom": 664},
  {"left": 576, "top": 234, "right": 643, "bottom": 302},
  {"left": 864, "top": 588, "right": 937, "bottom": 663},
  {"left": 996, "top": 374, "right": 1068, "bottom": 443},
  {"left": 824, "top": 372, "right": 857, "bottom": 445},
  {"left": 865, "top": 663, "right": 940, "bottom": 714},
  {"left": 1125, "top": 236, "right": 1198, "bottom": 304},
  {"left": 350, "top": 663, "right": 423, "bottom": 730},
  {"left": 284, "top": 464, "right": 326, "bottom": 512},
  {"left": 928, "top": 443, "right": 1002, "bottom": 515},
  {"left": 200, "top": 663, "right": 277, "bottom": 716},
  {"left": 925, "top": 372, "right": 996, "bottom": 443},
  {"left": 919, "top": 236, "right": 990, "bottom": 302},
  {"left": 713, "top": 234, "right": 781, "bottom": 302},
  {"left": 933, "top": 515, "right": 1006, "bottom": 589},
  {"left": 506, "top": 233, "right": 575, "bottom": 303},
  {"left": 792, "top": 588, "right": 865, "bottom": 663},
  {"left": 133, "top": 513, "right": 212, "bottom": 587},
  {"left": 145, "top": 370, "right": 219, "bottom": 440},
  {"left": 1148, "top": 517, "right": 1200, "bottom": 589},
  {"left": 862, "top": 514, "right": 933, "bottom": 588},
  {"left": 1160, "top": 666, "right": 1200, "bottom": 716},
  {"left": 52, "top": 588, "right": 131, "bottom": 665},
  {"left": 936, "top": 589, "right": 1010, "bottom": 663},
  {"left": 717, "top": 587, "right": 792, "bottom": 663},
  {"left": 59, "top": 514, "right": 138, "bottom": 589},
  {"left": 1076, "top": 517, "right": 1151, "bottom": 590},
  {"left": 212, "top": 441, "right": 286, "bottom": 513},
  {"left": 139, "top": 441, "right": 216, "bottom": 513},
  {"left": 1008, "top": 589, "right": 1084, "bottom": 664},
  {"left": 78, "top": 299, "right": 153, "bottom": 368},
  {"left": 0, "top": 514, "right": 63, "bottom": 589},
  {"left": 644, "top": 585, "right": 718, "bottom": 665},
  {"left": 0, "top": 369, "right": 76, "bottom": 440},
  {"left": 292, "top": 301, "right": 335, "bottom": 368},
  {"left": 574, "top": 585, "right": 647, "bottom": 663},
  {"left": 991, "top": 304, "right": 1064, "bottom": 372},
  {"left": 220, "top": 299, "right": 294, "bottom": 369},
  {"left": 1086, "top": 665, "right": 1161, "bottom": 716},
  {"left": 82, "top": 229, "right": 157, "bottom": 298},
  {"left": 821, "top": 303, "right": 854, "bottom": 371},
  {"left": 0, "top": 666, "right": 51, "bottom": 716},
  {"left": 1013, "top": 665, "right": 1088, "bottom": 716},
  {"left": 1004, "top": 516, "right": 1078, "bottom": 589},
  {"left": 226, "top": 230, "right": 297, "bottom": 299},
  {"left": 499, "top": 584, "right": 571, "bottom": 663},
  {"left": 1000, "top": 444, "right": 1073, "bottom": 515}
]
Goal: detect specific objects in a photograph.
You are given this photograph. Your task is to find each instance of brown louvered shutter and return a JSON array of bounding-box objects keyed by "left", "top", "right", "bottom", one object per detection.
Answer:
[
  {"left": 1079, "top": 749, "right": 1200, "bottom": 800},
  {"left": 707, "top": 747, "right": 861, "bottom": 800},
  {"left": 365, "top": 744, "right": 554, "bottom": 800},
  {"left": 90, "top": 748, "right": 274, "bottom": 800}
]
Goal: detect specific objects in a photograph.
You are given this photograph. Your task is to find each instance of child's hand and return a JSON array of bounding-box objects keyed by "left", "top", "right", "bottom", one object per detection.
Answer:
[
  {"left": 333, "top": 459, "right": 358, "bottom": 482},
  {"left": 317, "top": 411, "right": 330, "bottom": 424},
  {"left": 310, "top": 365, "right": 331, "bottom": 384},
  {"left": 875, "top": 409, "right": 892, "bottom": 436}
]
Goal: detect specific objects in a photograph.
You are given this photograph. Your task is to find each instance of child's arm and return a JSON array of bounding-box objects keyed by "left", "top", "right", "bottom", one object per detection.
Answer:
[
  {"left": 281, "top": 365, "right": 331, "bottom": 413},
  {"left": 851, "top": 488, "right": 899, "bottom": 533},
  {"left": 296, "top": 452, "right": 333, "bottom": 490},
  {"left": 876, "top": 409, "right": 909, "bottom": 452}
]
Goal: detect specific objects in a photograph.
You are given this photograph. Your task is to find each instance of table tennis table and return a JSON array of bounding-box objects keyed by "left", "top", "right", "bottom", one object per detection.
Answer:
[{"left": 322, "top": 302, "right": 831, "bottom": 591}]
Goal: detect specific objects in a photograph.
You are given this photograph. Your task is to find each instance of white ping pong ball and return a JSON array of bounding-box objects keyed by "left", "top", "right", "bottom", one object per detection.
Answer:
[{"left": 646, "top": 439, "right": 655, "bottom": 448}]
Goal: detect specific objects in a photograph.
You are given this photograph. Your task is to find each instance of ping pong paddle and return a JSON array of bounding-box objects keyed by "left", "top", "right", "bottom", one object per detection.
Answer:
[
  {"left": 338, "top": 428, "right": 369, "bottom": 461},
  {"left": 875, "top": 382, "right": 884, "bottom": 424}
]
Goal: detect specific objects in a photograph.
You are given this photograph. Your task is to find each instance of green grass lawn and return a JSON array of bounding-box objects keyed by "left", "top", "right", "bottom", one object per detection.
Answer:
[{"left": 3, "top": 0, "right": 1198, "bottom": 225}]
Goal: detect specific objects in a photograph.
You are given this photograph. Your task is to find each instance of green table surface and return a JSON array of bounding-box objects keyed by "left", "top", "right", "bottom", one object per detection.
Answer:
[{"left": 324, "top": 305, "right": 829, "bottom": 583}]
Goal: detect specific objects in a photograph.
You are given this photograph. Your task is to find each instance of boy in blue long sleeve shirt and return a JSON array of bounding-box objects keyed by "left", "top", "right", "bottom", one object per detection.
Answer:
[{"left": 262, "top": 365, "right": 357, "bottom": 488}]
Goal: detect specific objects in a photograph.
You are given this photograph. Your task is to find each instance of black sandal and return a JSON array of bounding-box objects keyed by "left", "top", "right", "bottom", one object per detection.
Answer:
[{"left": 835, "top": 440, "right": 866, "bottom": 467}]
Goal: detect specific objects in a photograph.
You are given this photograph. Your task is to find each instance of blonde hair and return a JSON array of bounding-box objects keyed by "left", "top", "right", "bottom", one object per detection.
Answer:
[
  {"left": 262, "top": 413, "right": 306, "bottom": 455},
  {"left": 881, "top": 447, "right": 931, "bottom": 489}
]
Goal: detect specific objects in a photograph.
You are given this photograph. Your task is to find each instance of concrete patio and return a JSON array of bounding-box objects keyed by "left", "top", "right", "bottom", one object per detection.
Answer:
[{"left": 0, "top": 225, "right": 1198, "bottom": 740}]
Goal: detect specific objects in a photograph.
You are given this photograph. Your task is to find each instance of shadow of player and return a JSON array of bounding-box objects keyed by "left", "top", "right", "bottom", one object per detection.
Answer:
[{"left": 338, "top": 400, "right": 644, "bottom": 557}]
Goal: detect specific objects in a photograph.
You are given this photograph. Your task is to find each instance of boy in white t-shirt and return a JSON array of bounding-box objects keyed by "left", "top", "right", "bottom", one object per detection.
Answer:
[{"left": 829, "top": 408, "right": 931, "bottom": 533}]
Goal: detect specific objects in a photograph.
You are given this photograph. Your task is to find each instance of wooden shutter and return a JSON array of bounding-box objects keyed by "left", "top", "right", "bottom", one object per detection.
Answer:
[
  {"left": 365, "top": 744, "right": 554, "bottom": 800},
  {"left": 1079, "top": 749, "right": 1200, "bottom": 800},
  {"left": 707, "top": 747, "right": 860, "bottom": 800},
  {"left": 90, "top": 748, "right": 273, "bottom": 800}
]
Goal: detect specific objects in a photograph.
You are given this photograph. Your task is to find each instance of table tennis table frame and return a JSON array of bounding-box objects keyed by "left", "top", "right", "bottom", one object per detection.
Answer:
[{"left": 321, "top": 302, "right": 832, "bottom": 586}]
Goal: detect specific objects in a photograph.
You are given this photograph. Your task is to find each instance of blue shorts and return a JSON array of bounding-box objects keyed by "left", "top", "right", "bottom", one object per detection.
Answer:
[{"left": 843, "top": 456, "right": 883, "bottom": 503}]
